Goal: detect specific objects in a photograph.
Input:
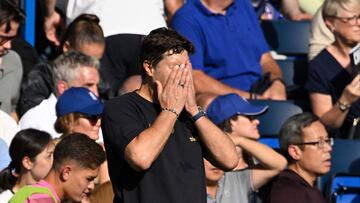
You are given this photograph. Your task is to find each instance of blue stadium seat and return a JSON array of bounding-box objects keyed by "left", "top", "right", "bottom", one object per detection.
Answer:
[
  {"left": 327, "top": 173, "right": 360, "bottom": 203},
  {"left": 250, "top": 100, "right": 303, "bottom": 137},
  {"left": 319, "top": 139, "right": 360, "bottom": 196},
  {"left": 261, "top": 20, "right": 310, "bottom": 55}
]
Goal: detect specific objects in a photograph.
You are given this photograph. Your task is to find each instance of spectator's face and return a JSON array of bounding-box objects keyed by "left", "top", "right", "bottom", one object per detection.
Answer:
[
  {"left": 327, "top": 6, "right": 360, "bottom": 46},
  {"left": 296, "top": 121, "right": 332, "bottom": 177},
  {"left": 64, "top": 165, "right": 99, "bottom": 202},
  {"left": 204, "top": 158, "right": 224, "bottom": 186},
  {"left": 0, "top": 21, "right": 19, "bottom": 56},
  {"left": 70, "top": 67, "right": 100, "bottom": 96},
  {"left": 30, "top": 142, "right": 55, "bottom": 181},
  {"left": 72, "top": 114, "right": 101, "bottom": 140},
  {"left": 78, "top": 42, "right": 105, "bottom": 60},
  {"left": 149, "top": 50, "right": 190, "bottom": 87},
  {"left": 230, "top": 115, "right": 260, "bottom": 139}
]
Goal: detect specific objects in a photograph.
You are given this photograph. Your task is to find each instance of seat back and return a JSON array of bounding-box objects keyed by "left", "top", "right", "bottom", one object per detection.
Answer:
[
  {"left": 261, "top": 20, "right": 310, "bottom": 55},
  {"left": 328, "top": 173, "right": 360, "bottom": 203},
  {"left": 320, "top": 139, "right": 360, "bottom": 196},
  {"left": 249, "top": 100, "right": 303, "bottom": 137}
]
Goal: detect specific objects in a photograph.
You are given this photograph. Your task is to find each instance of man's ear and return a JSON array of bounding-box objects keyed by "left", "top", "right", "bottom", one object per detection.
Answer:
[
  {"left": 143, "top": 61, "right": 154, "bottom": 77},
  {"left": 60, "top": 165, "right": 72, "bottom": 181},
  {"left": 62, "top": 41, "right": 70, "bottom": 53},
  {"left": 22, "top": 156, "right": 33, "bottom": 170},
  {"left": 288, "top": 145, "right": 302, "bottom": 160},
  {"left": 57, "top": 80, "right": 69, "bottom": 95}
]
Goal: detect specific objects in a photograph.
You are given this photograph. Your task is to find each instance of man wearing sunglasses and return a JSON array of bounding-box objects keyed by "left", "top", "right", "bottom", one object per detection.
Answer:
[
  {"left": 267, "top": 113, "right": 332, "bottom": 203},
  {"left": 0, "top": 0, "right": 24, "bottom": 120}
]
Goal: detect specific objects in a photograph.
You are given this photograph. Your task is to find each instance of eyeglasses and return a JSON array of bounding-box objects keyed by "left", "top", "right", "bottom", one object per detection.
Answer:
[
  {"left": 0, "top": 35, "right": 16, "bottom": 46},
  {"left": 79, "top": 114, "right": 101, "bottom": 125},
  {"left": 294, "top": 137, "right": 334, "bottom": 149},
  {"left": 333, "top": 14, "right": 360, "bottom": 25}
]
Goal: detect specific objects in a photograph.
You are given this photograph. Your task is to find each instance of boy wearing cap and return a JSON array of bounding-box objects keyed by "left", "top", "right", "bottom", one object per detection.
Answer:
[{"left": 205, "top": 93, "right": 287, "bottom": 203}]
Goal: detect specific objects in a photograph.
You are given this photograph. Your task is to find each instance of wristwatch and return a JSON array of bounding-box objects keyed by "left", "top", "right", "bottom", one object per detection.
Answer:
[
  {"left": 191, "top": 107, "right": 207, "bottom": 123},
  {"left": 337, "top": 101, "right": 351, "bottom": 112}
]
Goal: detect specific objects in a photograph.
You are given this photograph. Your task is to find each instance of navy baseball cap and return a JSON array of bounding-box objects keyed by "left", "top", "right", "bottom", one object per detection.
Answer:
[
  {"left": 56, "top": 87, "right": 103, "bottom": 117},
  {"left": 207, "top": 93, "right": 268, "bottom": 124}
]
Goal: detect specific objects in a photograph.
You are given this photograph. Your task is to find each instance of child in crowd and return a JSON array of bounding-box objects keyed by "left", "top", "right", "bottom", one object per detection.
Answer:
[
  {"left": 0, "top": 129, "right": 54, "bottom": 202},
  {"left": 205, "top": 94, "right": 287, "bottom": 203}
]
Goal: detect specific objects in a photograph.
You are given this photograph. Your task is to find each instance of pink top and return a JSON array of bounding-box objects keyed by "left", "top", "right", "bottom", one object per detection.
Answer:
[{"left": 25, "top": 180, "right": 61, "bottom": 203}]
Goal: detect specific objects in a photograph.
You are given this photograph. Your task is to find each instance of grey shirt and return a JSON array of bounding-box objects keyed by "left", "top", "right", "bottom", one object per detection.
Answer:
[
  {"left": 208, "top": 169, "right": 256, "bottom": 203},
  {"left": 0, "top": 50, "right": 23, "bottom": 114}
]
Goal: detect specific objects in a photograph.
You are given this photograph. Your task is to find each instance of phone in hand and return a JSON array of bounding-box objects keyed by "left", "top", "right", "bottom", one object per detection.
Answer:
[{"left": 350, "top": 43, "right": 360, "bottom": 76}]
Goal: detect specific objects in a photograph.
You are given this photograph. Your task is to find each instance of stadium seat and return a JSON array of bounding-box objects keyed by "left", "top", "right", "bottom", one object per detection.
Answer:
[
  {"left": 250, "top": 100, "right": 303, "bottom": 137},
  {"left": 261, "top": 20, "right": 310, "bottom": 56},
  {"left": 327, "top": 173, "right": 360, "bottom": 203}
]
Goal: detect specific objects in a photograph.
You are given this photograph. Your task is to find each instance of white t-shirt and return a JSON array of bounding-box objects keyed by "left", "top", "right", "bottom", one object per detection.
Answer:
[
  {"left": 0, "top": 110, "right": 18, "bottom": 146},
  {"left": 18, "top": 94, "right": 60, "bottom": 138},
  {"left": 65, "top": 0, "right": 167, "bottom": 37},
  {"left": 0, "top": 190, "right": 13, "bottom": 203}
]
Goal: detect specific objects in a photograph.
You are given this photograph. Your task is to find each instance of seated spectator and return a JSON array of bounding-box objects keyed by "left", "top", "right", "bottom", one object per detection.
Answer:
[
  {"left": 305, "top": 0, "right": 360, "bottom": 138},
  {"left": 17, "top": 13, "right": 105, "bottom": 117},
  {"left": 18, "top": 51, "right": 100, "bottom": 138},
  {"left": 267, "top": 113, "right": 332, "bottom": 203},
  {"left": 0, "top": 129, "right": 54, "bottom": 202},
  {"left": 205, "top": 94, "right": 287, "bottom": 203},
  {"left": 0, "top": 0, "right": 24, "bottom": 121},
  {"left": 308, "top": 5, "right": 335, "bottom": 61},
  {"left": 9, "top": 133, "right": 106, "bottom": 203},
  {"left": 55, "top": 87, "right": 109, "bottom": 185},
  {"left": 171, "top": 0, "right": 286, "bottom": 106}
]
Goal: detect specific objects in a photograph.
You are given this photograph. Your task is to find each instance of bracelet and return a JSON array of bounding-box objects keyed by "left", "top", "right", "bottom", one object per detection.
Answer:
[{"left": 162, "top": 107, "right": 179, "bottom": 117}]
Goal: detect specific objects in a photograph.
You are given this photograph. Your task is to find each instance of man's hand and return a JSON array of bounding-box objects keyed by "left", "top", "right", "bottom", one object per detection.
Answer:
[
  {"left": 44, "top": 10, "right": 63, "bottom": 46},
  {"left": 156, "top": 64, "right": 189, "bottom": 116},
  {"left": 261, "top": 80, "right": 286, "bottom": 100},
  {"left": 184, "top": 63, "right": 199, "bottom": 116}
]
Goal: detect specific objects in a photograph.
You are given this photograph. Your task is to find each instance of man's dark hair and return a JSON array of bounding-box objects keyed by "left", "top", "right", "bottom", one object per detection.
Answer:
[
  {"left": 279, "top": 112, "right": 319, "bottom": 161},
  {"left": 53, "top": 133, "right": 106, "bottom": 170},
  {"left": 139, "top": 27, "right": 195, "bottom": 79},
  {"left": 0, "top": 0, "right": 25, "bottom": 32}
]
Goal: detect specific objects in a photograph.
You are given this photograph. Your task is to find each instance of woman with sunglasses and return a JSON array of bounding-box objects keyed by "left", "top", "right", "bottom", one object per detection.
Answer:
[
  {"left": 306, "top": 0, "right": 360, "bottom": 138},
  {"left": 54, "top": 87, "right": 109, "bottom": 188},
  {"left": 204, "top": 94, "right": 287, "bottom": 203}
]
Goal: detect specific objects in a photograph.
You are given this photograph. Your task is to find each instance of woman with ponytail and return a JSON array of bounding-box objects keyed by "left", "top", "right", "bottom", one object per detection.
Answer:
[{"left": 0, "top": 129, "right": 54, "bottom": 202}]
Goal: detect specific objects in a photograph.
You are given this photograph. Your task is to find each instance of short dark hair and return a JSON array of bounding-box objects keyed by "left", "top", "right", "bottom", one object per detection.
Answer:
[
  {"left": 53, "top": 133, "right": 105, "bottom": 170},
  {"left": 0, "top": 129, "right": 52, "bottom": 192},
  {"left": 60, "top": 14, "right": 105, "bottom": 52},
  {"left": 139, "top": 27, "right": 195, "bottom": 79},
  {"left": 279, "top": 113, "right": 319, "bottom": 161},
  {"left": 0, "top": 0, "right": 25, "bottom": 32}
]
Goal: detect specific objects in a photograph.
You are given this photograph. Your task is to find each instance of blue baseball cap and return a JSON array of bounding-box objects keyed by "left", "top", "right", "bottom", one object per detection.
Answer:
[
  {"left": 207, "top": 93, "right": 268, "bottom": 124},
  {"left": 56, "top": 87, "right": 103, "bottom": 117}
]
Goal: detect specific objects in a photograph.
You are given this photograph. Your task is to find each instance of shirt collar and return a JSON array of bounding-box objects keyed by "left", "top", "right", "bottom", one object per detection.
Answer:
[{"left": 195, "top": 0, "right": 237, "bottom": 16}]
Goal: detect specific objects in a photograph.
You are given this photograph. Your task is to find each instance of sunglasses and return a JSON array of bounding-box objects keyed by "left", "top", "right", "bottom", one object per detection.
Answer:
[{"left": 79, "top": 114, "right": 101, "bottom": 125}]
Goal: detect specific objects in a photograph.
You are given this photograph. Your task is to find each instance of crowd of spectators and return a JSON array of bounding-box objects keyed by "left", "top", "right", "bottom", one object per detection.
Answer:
[{"left": 0, "top": 0, "right": 359, "bottom": 202}]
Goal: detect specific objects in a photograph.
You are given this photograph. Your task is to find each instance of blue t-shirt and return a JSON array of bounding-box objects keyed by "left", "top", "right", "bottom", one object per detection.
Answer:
[
  {"left": 171, "top": 0, "right": 269, "bottom": 91},
  {"left": 305, "top": 49, "right": 360, "bottom": 136}
]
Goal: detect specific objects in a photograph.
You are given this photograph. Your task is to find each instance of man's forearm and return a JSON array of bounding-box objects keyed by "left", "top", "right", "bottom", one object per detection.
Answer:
[
  {"left": 193, "top": 70, "right": 250, "bottom": 98},
  {"left": 194, "top": 116, "right": 238, "bottom": 171}
]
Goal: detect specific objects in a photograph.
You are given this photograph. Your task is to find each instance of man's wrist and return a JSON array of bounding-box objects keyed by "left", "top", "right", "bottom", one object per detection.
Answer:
[{"left": 191, "top": 106, "right": 207, "bottom": 123}]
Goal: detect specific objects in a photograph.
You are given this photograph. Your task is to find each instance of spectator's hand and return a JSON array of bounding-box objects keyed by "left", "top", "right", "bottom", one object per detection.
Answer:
[
  {"left": 44, "top": 10, "right": 63, "bottom": 46},
  {"left": 156, "top": 64, "right": 189, "bottom": 116},
  {"left": 261, "top": 80, "right": 286, "bottom": 100},
  {"left": 184, "top": 63, "right": 199, "bottom": 116},
  {"left": 340, "top": 74, "right": 360, "bottom": 105}
]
